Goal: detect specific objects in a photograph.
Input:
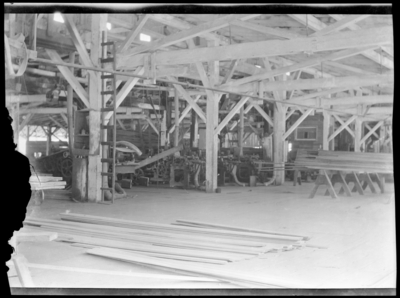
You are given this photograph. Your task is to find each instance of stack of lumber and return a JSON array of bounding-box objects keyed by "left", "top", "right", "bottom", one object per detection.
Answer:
[
  {"left": 86, "top": 247, "right": 309, "bottom": 288},
  {"left": 29, "top": 175, "right": 67, "bottom": 190},
  {"left": 23, "top": 213, "right": 309, "bottom": 266},
  {"left": 295, "top": 150, "right": 393, "bottom": 173}
]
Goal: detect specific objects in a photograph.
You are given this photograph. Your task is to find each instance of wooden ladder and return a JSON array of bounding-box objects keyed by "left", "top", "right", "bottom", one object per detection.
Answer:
[{"left": 100, "top": 32, "right": 117, "bottom": 204}]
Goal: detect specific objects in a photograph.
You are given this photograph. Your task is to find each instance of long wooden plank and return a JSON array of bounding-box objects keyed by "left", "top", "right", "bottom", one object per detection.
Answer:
[
  {"left": 87, "top": 247, "right": 310, "bottom": 288},
  {"left": 24, "top": 220, "right": 267, "bottom": 254},
  {"left": 59, "top": 213, "right": 301, "bottom": 243},
  {"left": 117, "top": 26, "right": 393, "bottom": 67},
  {"left": 30, "top": 185, "right": 66, "bottom": 190},
  {"left": 26, "top": 226, "right": 265, "bottom": 257},
  {"left": 174, "top": 220, "right": 309, "bottom": 240},
  {"left": 58, "top": 213, "right": 302, "bottom": 242},
  {"left": 57, "top": 236, "right": 250, "bottom": 262},
  {"left": 116, "top": 144, "right": 183, "bottom": 173}
]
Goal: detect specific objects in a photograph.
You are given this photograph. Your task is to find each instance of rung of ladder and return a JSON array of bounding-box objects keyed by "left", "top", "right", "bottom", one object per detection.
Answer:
[
  {"left": 101, "top": 124, "right": 114, "bottom": 129},
  {"left": 100, "top": 58, "right": 114, "bottom": 63},
  {"left": 101, "top": 141, "right": 113, "bottom": 146},
  {"left": 101, "top": 42, "right": 114, "bottom": 46},
  {"left": 101, "top": 187, "right": 113, "bottom": 191},
  {"left": 101, "top": 74, "right": 114, "bottom": 79},
  {"left": 101, "top": 107, "right": 114, "bottom": 112},
  {"left": 101, "top": 172, "right": 113, "bottom": 176},
  {"left": 101, "top": 158, "right": 114, "bottom": 163},
  {"left": 101, "top": 91, "right": 115, "bottom": 95}
]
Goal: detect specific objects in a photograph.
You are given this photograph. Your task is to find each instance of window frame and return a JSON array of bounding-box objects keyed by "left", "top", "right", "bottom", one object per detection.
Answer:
[{"left": 295, "top": 126, "right": 318, "bottom": 141}]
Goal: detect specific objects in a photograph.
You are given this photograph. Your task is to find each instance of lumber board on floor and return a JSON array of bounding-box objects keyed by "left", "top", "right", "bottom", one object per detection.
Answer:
[
  {"left": 59, "top": 213, "right": 303, "bottom": 242},
  {"left": 29, "top": 176, "right": 64, "bottom": 182},
  {"left": 55, "top": 234, "right": 254, "bottom": 261},
  {"left": 12, "top": 254, "right": 35, "bottom": 287},
  {"left": 30, "top": 181, "right": 67, "bottom": 187},
  {"left": 25, "top": 217, "right": 278, "bottom": 247},
  {"left": 174, "top": 220, "right": 309, "bottom": 240},
  {"left": 30, "top": 185, "right": 66, "bottom": 190},
  {"left": 23, "top": 220, "right": 270, "bottom": 255},
  {"left": 87, "top": 247, "right": 310, "bottom": 288}
]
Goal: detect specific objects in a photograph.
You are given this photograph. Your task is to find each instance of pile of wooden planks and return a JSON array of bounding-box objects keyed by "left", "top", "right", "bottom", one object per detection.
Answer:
[
  {"left": 293, "top": 150, "right": 393, "bottom": 198},
  {"left": 29, "top": 175, "right": 67, "bottom": 190},
  {"left": 22, "top": 213, "right": 310, "bottom": 285}
]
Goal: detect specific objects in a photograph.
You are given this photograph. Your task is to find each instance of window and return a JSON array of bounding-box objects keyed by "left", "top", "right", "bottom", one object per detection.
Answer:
[
  {"left": 140, "top": 33, "right": 151, "bottom": 42},
  {"left": 295, "top": 127, "right": 317, "bottom": 141}
]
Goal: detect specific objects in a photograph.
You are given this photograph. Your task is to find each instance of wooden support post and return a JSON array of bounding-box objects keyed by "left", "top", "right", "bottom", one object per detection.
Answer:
[
  {"left": 174, "top": 87, "right": 180, "bottom": 147},
  {"left": 190, "top": 110, "right": 199, "bottom": 148},
  {"left": 160, "top": 110, "right": 167, "bottom": 147},
  {"left": 67, "top": 52, "right": 75, "bottom": 156},
  {"left": 354, "top": 104, "right": 364, "bottom": 152},
  {"left": 238, "top": 106, "right": 244, "bottom": 156},
  {"left": 87, "top": 14, "right": 107, "bottom": 203},
  {"left": 322, "top": 110, "right": 331, "bottom": 150},
  {"left": 273, "top": 103, "right": 285, "bottom": 185},
  {"left": 46, "top": 127, "right": 52, "bottom": 156},
  {"left": 201, "top": 40, "right": 220, "bottom": 193}
]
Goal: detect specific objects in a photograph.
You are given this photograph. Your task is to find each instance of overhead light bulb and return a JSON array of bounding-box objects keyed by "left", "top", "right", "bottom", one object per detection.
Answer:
[
  {"left": 106, "top": 22, "right": 112, "bottom": 30},
  {"left": 140, "top": 33, "right": 151, "bottom": 42}
]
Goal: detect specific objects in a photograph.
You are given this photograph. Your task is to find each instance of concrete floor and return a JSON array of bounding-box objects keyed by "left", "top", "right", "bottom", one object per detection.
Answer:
[{"left": 8, "top": 180, "right": 396, "bottom": 290}]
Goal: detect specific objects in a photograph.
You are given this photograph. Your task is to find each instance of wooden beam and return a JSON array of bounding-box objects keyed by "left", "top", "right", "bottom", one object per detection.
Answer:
[
  {"left": 332, "top": 113, "right": 355, "bottom": 138},
  {"left": 214, "top": 95, "right": 251, "bottom": 135},
  {"left": 354, "top": 105, "right": 365, "bottom": 152},
  {"left": 67, "top": 52, "right": 75, "bottom": 156},
  {"left": 328, "top": 14, "right": 393, "bottom": 69},
  {"left": 289, "top": 88, "right": 349, "bottom": 104},
  {"left": 273, "top": 102, "right": 285, "bottom": 185},
  {"left": 18, "top": 114, "right": 33, "bottom": 133},
  {"left": 328, "top": 115, "right": 357, "bottom": 142},
  {"left": 365, "top": 123, "right": 380, "bottom": 139},
  {"left": 117, "top": 14, "right": 150, "bottom": 54},
  {"left": 238, "top": 107, "right": 244, "bottom": 156},
  {"left": 87, "top": 14, "right": 107, "bottom": 203},
  {"left": 231, "top": 20, "right": 303, "bottom": 39},
  {"left": 309, "top": 15, "right": 371, "bottom": 37},
  {"left": 289, "top": 14, "right": 393, "bottom": 70},
  {"left": 104, "top": 67, "right": 145, "bottom": 122},
  {"left": 221, "top": 46, "right": 377, "bottom": 88},
  {"left": 221, "top": 60, "right": 239, "bottom": 85},
  {"left": 117, "top": 26, "right": 392, "bottom": 68},
  {"left": 145, "top": 117, "right": 159, "bottom": 136},
  {"left": 48, "top": 115, "right": 66, "bottom": 130},
  {"left": 167, "top": 76, "right": 206, "bottom": 123},
  {"left": 63, "top": 14, "right": 98, "bottom": 80},
  {"left": 7, "top": 94, "right": 47, "bottom": 104},
  {"left": 360, "top": 120, "right": 384, "bottom": 144},
  {"left": 45, "top": 49, "right": 89, "bottom": 107},
  {"left": 283, "top": 108, "right": 314, "bottom": 140},
  {"left": 325, "top": 95, "right": 393, "bottom": 106},
  {"left": 250, "top": 102, "right": 274, "bottom": 127},
  {"left": 228, "top": 74, "right": 393, "bottom": 93},
  {"left": 128, "top": 14, "right": 260, "bottom": 55},
  {"left": 19, "top": 108, "right": 67, "bottom": 114}
]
